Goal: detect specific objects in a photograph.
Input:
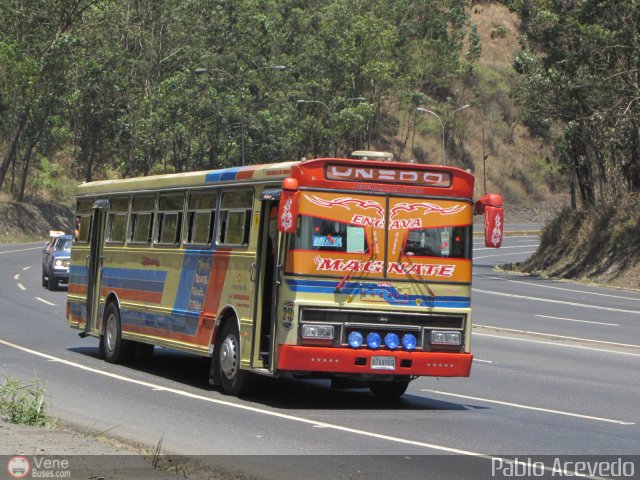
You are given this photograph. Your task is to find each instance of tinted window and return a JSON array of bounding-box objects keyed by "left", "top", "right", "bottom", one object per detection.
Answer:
[
  {"left": 156, "top": 194, "right": 184, "bottom": 246},
  {"left": 403, "top": 225, "right": 471, "bottom": 259},
  {"left": 129, "top": 195, "right": 155, "bottom": 244},
  {"left": 218, "top": 191, "right": 253, "bottom": 246},
  {"left": 186, "top": 192, "right": 217, "bottom": 245},
  {"left": 290, "top": 215, "right": 368, "bottom": 254}
]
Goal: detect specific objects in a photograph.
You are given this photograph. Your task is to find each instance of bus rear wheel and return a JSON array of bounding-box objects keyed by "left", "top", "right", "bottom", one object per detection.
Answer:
[
  {"left": 368, "top": 379, "right": 410, "bottom": 399},
  {"left": 103, "top": 303, "right": 134, "bottom": 364},
  {"left": 216, "top": 320, "right": 255, "bottom": 396}
]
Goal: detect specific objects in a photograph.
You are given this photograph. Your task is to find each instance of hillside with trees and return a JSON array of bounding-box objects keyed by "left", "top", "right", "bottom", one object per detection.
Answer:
[
  {"left": 0, "top": 1, "right": 554, "bottom": 204},
  {"left": 0, "top": 0, "right": 638, "bottom": 286},
  {"left": 509, "top": 0, "right": 640, "bottom": 288}
]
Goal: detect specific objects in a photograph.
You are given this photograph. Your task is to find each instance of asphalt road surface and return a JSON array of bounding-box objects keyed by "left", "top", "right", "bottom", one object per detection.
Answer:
[{"left": 1, "top": 231, "right": 638, "bottom": 480}]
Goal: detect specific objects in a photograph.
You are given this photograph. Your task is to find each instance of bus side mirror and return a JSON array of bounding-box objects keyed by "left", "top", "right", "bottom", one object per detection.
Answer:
[
  {"left": 278, "top": 177, "right": 299, "bottom": 233},
  {"left": 474, "top": 194, "right": 504, "bottom": 248}
]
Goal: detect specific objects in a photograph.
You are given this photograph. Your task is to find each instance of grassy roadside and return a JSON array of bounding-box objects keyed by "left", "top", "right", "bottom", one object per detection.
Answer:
[{"left": 0, "top": 376, "right": 56, "bottom": 428}]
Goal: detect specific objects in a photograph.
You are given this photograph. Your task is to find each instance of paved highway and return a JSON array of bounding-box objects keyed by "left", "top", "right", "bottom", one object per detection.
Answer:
[{"left": 0, "top": 233, "right": 638, "bottom": 479}]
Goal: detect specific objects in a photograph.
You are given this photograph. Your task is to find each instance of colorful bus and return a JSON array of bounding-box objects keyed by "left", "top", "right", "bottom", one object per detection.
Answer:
[{"left": 67, "top": 154, "right": 503, "bottom": 398}]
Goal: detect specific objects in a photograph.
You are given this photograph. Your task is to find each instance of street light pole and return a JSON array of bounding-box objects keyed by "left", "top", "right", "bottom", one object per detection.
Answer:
[
  {"left": 195, "top": 65, "right": 286, "bottom": 166},
  {"left": 416, "top": 107, "right": 445, "bottom": 165},
  {"left": 416, "top": 104, "right": 470, "bottom": 166}
]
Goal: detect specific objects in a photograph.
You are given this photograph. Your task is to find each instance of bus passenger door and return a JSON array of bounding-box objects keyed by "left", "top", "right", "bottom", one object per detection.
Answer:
[
  {"left": 83, "top": 199, "right": 108, "bottom": 337},
  {"left": 252, "top": 192, "right": 281, "bottom": 371}
]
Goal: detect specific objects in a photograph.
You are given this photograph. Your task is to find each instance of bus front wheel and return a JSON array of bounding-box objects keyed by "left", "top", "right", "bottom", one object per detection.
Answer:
[
  {"left": 216, "top": 320, "right": 255, "bottom": 396},
  {"left": 103, "top": 303, "right": 134, "bottom": 364}
]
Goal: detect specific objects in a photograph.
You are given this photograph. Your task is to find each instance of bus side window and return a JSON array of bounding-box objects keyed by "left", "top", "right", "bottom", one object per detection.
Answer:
[
  {"left": 218, "top": 190, "right": 253, "bottom": 246},
  {"left": 186, "top": 191, "right": 217, "bottom": 245},
  {"left": 106, "top": 196, "right": 129, "bottom": 244},
  {"left": 75, "top": 199, "right": 94, "bottom": 244},
  {"left": 156, "top": 194, "right": 184, "bottom": 246},
  {"left": 129, "top": 195, "right": 156, "bottom": 244}
]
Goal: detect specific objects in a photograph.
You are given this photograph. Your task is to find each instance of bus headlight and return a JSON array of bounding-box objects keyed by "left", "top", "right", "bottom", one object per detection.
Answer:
[
  {"left": 431, "top": 331, "right": 462, "bottom": 345},
  {"left": 301, "top": 324, "right": 334, "bottom": 340}
]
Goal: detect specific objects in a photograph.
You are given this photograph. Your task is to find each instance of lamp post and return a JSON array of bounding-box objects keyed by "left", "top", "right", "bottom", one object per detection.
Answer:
[
  {"left": 195, "top": 65, "right": 286, "bottom": 166},
  {"left": 297, "top": 97, "right": 366, "bottom": 156},
  {"left": 416, "top": 104, "right": 470, "bottom": 165}
]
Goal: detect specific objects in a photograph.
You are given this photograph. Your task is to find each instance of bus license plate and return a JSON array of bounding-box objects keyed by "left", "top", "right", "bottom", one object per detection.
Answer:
[{"left": 371, "top": 356, "right": 395, "bottom": 370}]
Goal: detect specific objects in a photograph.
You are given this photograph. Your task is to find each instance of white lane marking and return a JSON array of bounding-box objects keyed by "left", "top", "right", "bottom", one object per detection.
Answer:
[
  {"left": 34, "top": 297, "right": 56, "bottom": 306},
  {"left": 17, "top": 283, "right": 26, "bottom": 291},
  {"left": 0, "top": 338, "right": 611, "bottom": 479},
  {"left": 0, "top": 247, "right": 42, "bottom": 255},
  {"left": 486, "top": 276, "right": 640, "bottom": 301},
  {"left": 0, "top": 337, "right": 483, "bottom": 456},
  {"left": 474, "top": 359, "right": 493, "bottom": 364},
  {"left": 474, "top": 250, "right": 538, "bottom": 260},
  {"left": 474, "top": 244, "right": 539, "bottom": 251},
  {"left": 13, "top": 274, "right": 20, "bottom": 280},
  {"left": 22, "top": 266, "right": 31, "bottom": 271},
  {"left": 474, "top": 332, "right": 640, "bottom": 358},
  {"left": 476, "top": 325, "right": 639, "bottom": 348},
  {"left": 535, "top": 315, "right": 619, "bottom": 327},
  {"left": 421, "top": 390, "right": 634, "bottom": 426},
  {"left": 472, "top": 288, "right": 640, "bottom": 315}
]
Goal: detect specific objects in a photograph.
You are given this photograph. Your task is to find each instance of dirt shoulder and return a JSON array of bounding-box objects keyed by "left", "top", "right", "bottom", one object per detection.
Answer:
[
  {"left": 0, "top": 417, "right": 178, "bottom": 479},
  {"left": 0, "top": 417, "right": 242, "bottom": 479}
]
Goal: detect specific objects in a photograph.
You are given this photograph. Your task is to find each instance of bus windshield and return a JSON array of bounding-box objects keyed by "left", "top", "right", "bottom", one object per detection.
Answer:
[
  {"left": 403, "top": 225, "right": 471, "bottom": 259},
  {"left": 290, "top": 215, "right": 369, "bottom": 254},
  {"left": 285, "top": 191, "right": 472, "bottom": 282}
]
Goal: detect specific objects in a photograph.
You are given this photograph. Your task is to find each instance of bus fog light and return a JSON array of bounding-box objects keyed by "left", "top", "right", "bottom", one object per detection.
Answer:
[
  {"left": 402, "top": 334, "right": 417, "bottom": 350},
  {"left": 431, "top": 331, "right": 461, "bottom": 345},
  {"left": 366, "top": 332, "right": 382, "bottom": 349},
  {"left": 384, "top": 333, "right": 400, "bottom": 349},
  {"left": 301, "top": 324, "right": 334, "bottom": 340},
  {"left": 348, "top": 331, "right": 363, "bottom": 348}
]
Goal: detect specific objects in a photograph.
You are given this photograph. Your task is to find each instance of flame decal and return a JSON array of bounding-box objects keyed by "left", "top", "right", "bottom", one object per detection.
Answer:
[
  {"left": 390, "top": 202, "right": 466, "bottom": 220},
  {"left": 305, "top": 195, "right": 385, "bottom": 218}
]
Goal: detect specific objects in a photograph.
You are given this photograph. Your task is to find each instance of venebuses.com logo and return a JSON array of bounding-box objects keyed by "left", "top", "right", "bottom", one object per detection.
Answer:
[
  {"left": 7, "top": 456, "right": 71, "bottom": 478},
  {"left": 7, "top": 456, "right": 30, "bottom": 479}
]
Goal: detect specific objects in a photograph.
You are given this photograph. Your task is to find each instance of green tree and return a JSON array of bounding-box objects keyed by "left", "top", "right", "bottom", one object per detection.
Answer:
[{"left": 512, "top": 0, "right": 640, "bottom": 207}]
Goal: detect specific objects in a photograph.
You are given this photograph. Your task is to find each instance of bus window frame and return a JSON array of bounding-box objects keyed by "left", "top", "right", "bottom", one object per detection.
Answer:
[
  {"left": 128, "top": 194, "right": 156, "bottom": 246},
  {"left": 106, "top": 195, "right": 130, "bottom": 246},
  {"left": 185, "top": 190, "right": 218, "bottom": 247},
  {"left": 75, "top": 198, "right": 95, "bottom": 244},
  {"left": 155, "top": 193, "right": 185, "bottom": 247},
  {"left": 217, "top": 189, "right": 254, "bottom": 248}
]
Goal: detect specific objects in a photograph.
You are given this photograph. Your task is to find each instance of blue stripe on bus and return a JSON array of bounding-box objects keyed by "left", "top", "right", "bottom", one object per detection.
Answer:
[
  {"left": 69, "top": 265, "right": 88, "bottom": 286},
  {"left": 101, "top": 267, "right": 166, "bottom": 292},
  {"left": 174, "top": 252, "right": 213, "bottom": 312},
  {"left": 121, "top": 308, "right": 200, "bottom": 336},
  {"left": 69, "top": 266, "right": 167, "bottom": 292},
  {"left": 205, "top": 168, "right": 240, "bottom": 183},
  {"left": 285, "top": 279, "right": 470, "bottom": 308}
]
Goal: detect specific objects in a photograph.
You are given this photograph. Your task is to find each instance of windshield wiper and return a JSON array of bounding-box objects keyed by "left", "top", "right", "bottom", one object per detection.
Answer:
[
  {"left": 335, "top": 227, "right": 376, "bottom": 293},
  {"left": 396, "top": 231, "right": 436, "bottom": 301}
]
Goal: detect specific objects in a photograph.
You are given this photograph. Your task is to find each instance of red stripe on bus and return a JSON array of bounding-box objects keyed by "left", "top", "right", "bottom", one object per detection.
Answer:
[
  {"left": 236, "top": 170, "right": 255, "bottom": 180},
  {"left": 100, "top": 287, "right": 163, "bottom": 304}
]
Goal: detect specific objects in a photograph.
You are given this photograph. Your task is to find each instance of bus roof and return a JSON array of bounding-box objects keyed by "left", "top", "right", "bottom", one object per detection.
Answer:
[
  {"left": 75, "top": 157, "right": 474, "bottom": 199},
  {"left": 75, "top": 161, "right": 300, "bottom": 196}
]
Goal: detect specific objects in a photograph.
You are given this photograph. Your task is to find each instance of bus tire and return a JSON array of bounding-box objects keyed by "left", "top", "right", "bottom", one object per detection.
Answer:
[
  {"left": 368, "top": 379, "right": 410, "bottom": 399},
  {"left": 103, "top": 303, "right": 134, "bottom": 364},
  {"left": 216, "top": 320, "right": 255, "bottom": 396}
]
